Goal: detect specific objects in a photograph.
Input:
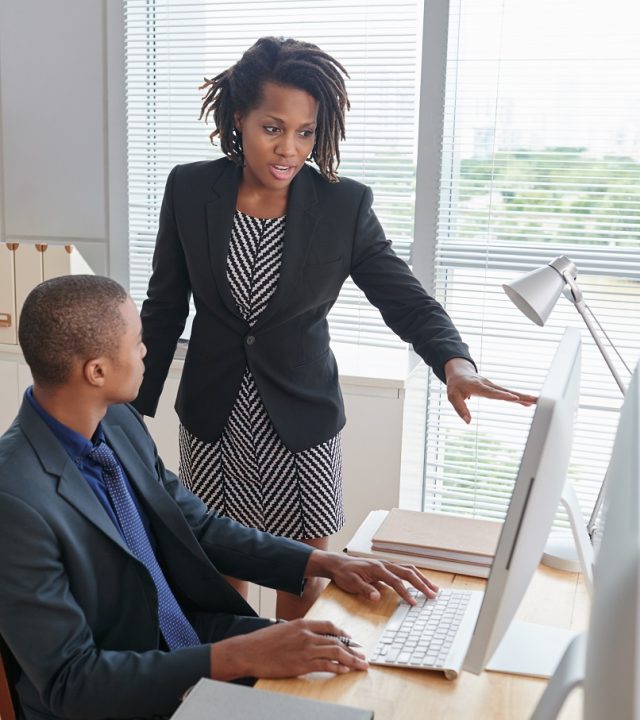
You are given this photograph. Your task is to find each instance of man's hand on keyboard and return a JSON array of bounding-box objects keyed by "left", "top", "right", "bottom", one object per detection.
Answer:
[
  {"left": 210, "top": 619, "right": 369, "bottom": 679},
  {"left": 305, "top": 551, "right": 439, "bottom": 604}
]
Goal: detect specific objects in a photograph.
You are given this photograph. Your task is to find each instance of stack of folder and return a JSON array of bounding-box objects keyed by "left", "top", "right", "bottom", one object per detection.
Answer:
[{"left": 345, "top": 508, "right": 502, "bottom": 579}]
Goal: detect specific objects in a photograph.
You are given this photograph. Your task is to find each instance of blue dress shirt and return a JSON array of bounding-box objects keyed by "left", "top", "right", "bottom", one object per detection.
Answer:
[{"left": 26, "top": 388, "right": 156, "bottom": 547}]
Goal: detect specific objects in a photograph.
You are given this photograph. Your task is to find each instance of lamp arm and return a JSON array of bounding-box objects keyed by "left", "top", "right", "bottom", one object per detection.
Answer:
[
  {"left": 561, "top": 270, "right": 626, "bottom": 539},
  {"left": 573, "top": 301, "right": 626, "bottom": 537},
  {"left": 587, "top": 468, "right": 608, "bottom": 540},
  {"left": 562, "top": 272, "right": 627, "bottom": 396},
  {"left": 574, "top": 302, "right": 627, "bottom": 396}
]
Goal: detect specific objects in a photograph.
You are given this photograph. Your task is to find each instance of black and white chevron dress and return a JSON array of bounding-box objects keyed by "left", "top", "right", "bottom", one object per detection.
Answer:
[{"left": 178, "top": 211, "right": 345, "bottom": 540}]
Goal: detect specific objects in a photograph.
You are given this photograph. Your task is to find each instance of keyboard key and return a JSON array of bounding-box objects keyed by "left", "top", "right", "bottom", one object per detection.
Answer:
[{"left": 388, "top": 648, "right": 402, "bottom": 662}]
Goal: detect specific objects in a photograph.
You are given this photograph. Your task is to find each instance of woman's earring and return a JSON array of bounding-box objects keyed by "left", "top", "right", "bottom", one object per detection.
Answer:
[{"left": 233, "top": 129, "right": 244, "bottom": 164}]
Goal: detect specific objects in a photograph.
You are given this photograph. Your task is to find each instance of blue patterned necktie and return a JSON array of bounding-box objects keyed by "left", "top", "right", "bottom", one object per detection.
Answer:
[{"left": 89, "top": 441, "right": 200, "bottom": 650}]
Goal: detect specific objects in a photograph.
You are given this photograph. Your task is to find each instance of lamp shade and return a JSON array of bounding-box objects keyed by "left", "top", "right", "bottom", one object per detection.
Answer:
[{"left": 502, "top": 256, "right": 577, "bottom": 326}]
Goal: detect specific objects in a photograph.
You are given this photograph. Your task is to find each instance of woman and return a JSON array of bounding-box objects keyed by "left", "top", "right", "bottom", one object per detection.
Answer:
[{"left": 133, "top": 37, "right": 535, "bottom": 619}]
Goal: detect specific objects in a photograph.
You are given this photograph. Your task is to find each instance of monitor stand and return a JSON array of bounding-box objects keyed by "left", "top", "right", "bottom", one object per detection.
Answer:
[
  {"left": 541, "top": 481, "right": 594, "bottom": 596},
  {"left": 485, "top": 621, "right": 580, "bottom": 678},
  {"left": 484, "top": 481, "right": 592, "bottom": 678}
]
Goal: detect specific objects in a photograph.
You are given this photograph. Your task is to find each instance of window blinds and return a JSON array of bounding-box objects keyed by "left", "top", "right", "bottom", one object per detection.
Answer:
[
  {"left": 426, "top": 0, "right": 640, "bottom": 525},
  {"left": 125, "top": 0, "right": 421, "bottom": 347}
]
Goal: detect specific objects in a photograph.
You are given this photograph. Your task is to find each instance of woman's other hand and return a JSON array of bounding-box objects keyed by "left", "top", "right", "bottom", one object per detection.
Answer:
[{"left": 444, "top": 358, "right": 537, "bottom": 424}]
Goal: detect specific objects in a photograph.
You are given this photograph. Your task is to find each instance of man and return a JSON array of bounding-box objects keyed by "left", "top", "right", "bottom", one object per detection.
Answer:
[{"left": 0, "top": 275, "right": 436, "bottom": 720}]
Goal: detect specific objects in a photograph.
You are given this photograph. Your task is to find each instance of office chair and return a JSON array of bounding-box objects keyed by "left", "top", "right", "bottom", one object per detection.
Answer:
[{"left": 0, "top": 635, "right": 19, "bottom": 720}]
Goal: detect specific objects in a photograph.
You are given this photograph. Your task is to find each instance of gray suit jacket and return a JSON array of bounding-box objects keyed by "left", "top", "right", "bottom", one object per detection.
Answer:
[
  {"left": 133, "top": 158, "right": 474, "bottom": 451},
  {"left": 0, "top": 400, "right": 312, "bottom": 719}
]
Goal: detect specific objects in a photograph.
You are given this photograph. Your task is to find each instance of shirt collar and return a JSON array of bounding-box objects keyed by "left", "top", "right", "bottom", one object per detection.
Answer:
[{"left": 25, "top": 387, "right": 105, "bottom": 459}]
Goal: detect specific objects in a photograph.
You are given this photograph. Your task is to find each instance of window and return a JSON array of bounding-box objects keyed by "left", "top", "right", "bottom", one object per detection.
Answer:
[
  {"left": 426, "top": 0, "right": 640, "bottom": 525},
  {"left": 125, "top": 0, "right": 640, "bottom": 527},
  {"left": 125, "top": 0, "right": 421, "bottom": 347}
]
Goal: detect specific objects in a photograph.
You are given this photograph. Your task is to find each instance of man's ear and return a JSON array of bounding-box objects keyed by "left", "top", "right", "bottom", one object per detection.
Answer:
[{"left": 84, "top": 358, "right": 107, "bottom": 387}]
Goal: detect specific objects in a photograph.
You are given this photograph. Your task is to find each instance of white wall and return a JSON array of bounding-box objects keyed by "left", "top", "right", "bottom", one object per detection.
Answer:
[{"left": 0, "top": 0, "right": 127, "bottom": 283}]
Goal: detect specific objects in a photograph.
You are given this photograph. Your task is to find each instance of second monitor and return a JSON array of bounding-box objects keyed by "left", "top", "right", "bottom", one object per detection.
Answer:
[
  {"left": 370, "top": 327, "right": 583, "bottom": 679},
  {"left": 463, "top": 326, "right": 582, "bottom": 676}
]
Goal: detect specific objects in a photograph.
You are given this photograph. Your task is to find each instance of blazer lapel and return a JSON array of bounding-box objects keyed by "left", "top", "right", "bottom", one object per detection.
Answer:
[
  {"left": 18, "top": 401, "right": 130, "bottom": 554},
  {"left": 57, "top": 465, "right": 130, "bottom": 554},
  {"left": 254, "top": 165, "right": 320, "bottom": 329},
  {"left": 206, "top": 161, "right": 244, "bottom": 321},
  {"left": 102, "top": 418, "right": 258, "bottom": 617},
  {"left": 204, "top": 161, "right": 320, "bottom": 328},
  {"left": 101, "top": 423, "right": 205, "bottom": 557}
]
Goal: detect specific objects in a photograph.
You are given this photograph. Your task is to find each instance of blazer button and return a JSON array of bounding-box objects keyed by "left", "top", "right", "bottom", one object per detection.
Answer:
[{"left": 246, "top": 335, "right": 255, "bottom": 346}]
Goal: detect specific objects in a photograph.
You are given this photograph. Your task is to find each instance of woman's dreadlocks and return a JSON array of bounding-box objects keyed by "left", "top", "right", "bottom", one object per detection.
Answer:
[{"left": 199, "top": 37, "right": 350, "bottom": 182}]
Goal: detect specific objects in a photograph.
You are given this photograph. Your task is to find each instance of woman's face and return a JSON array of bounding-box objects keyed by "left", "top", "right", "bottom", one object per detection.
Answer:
[{"left": 234, "top": 81, "right": 318, "bottom": 194}]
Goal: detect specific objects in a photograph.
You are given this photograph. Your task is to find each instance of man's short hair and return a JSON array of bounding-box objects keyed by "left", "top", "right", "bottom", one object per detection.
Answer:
[{"left": 19, "top": 275, "right": 129, "bottom": 388}]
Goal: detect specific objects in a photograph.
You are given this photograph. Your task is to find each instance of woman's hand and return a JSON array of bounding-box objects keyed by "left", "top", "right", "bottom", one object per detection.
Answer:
[{"left": 444, "top": 358, "right": 537, "bottom": 424}]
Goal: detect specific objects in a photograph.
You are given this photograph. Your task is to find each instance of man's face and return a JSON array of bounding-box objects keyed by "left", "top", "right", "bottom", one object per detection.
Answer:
[{"left": 104, "top": 297, "right": 146, "bottom": 403}]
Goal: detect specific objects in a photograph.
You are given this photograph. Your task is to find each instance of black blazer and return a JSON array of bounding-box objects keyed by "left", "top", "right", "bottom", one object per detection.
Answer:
[
  {"left": 0, "top": 400, "right": 311, "bottom": 719},
  {"left": 133, "top": 158, "right": 473, "bottom": 451}
]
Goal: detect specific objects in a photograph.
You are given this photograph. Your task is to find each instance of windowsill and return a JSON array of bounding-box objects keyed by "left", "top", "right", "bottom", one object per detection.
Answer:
[{"left": 331, "top": 341, "right": 420, "bottom": 388}]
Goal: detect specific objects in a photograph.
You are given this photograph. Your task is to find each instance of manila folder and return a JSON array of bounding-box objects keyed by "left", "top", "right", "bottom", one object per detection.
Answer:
[
  {"left": 372, "top": 508, "right": 501, "bottom": 562},
  {"left": 171, "top": 678, "right": 374, "bottom": 720}
]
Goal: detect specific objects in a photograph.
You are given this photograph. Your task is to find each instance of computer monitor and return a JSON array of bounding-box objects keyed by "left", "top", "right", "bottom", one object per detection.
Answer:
[
  {"left": 529, "top": 359, "right": 639, "bottom": 720},
  {"left": 583, "top": 358, "right": 640, "bottom": 717},
  {"left": 463, "top": 327, "right": 582, "bottom": 676}
]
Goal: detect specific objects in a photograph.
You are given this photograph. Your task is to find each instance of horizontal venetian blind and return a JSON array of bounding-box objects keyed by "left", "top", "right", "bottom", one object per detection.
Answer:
[
  {"left": 125, "top": 0, "right": 421, "bottom": 347},
  {"left": 426, "top": 0, "right": 640, "bottom": 527}
]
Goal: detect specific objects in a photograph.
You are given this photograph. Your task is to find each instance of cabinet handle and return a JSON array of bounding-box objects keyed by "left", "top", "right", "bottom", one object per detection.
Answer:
[{"left": 0, "top": 312, "right": 12, "bottom": 328}]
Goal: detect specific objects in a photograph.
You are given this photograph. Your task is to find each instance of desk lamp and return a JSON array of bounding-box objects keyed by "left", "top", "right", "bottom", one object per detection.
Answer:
[{"left": 503, "top": 255, "right": 629, "bottom": 570}]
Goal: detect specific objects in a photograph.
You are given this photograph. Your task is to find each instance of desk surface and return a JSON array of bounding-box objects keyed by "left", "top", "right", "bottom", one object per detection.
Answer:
[{"left": 257, "top": 566, "right": 588, "bottom": 720}]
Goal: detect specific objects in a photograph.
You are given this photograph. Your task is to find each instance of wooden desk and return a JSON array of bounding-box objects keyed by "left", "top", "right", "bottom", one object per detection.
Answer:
[{"left": 257, "top": 567, "right": 588, "bottom": 719}]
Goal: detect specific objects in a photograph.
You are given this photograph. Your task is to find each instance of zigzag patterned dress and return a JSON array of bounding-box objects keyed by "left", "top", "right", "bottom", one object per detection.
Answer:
[{"left": 178, "top": 211, "right": 345, "bottom": 540}]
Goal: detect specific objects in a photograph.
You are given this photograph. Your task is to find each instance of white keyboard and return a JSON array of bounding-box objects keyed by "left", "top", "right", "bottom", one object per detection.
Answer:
[{"left": 370, "top": 587, "right": 483, "bottom": 679}]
